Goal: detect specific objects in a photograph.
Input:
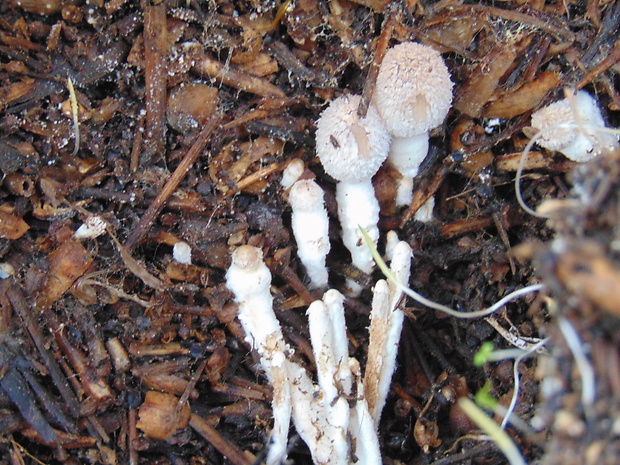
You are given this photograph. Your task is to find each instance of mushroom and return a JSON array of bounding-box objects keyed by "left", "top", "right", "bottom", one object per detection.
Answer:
[
  {"left": 173, "top": 241, "right": 192, "bottom": 265},
  {"left": 288, "top": 179, "right": 330, "bottom": 289},
  {"left": 530, "top": 89, "right": 618, "bottom": 162},
  {"left": 315, "top": 94, "right": 391, "bottom": 293},
  {"left": 225, "top": 245, "right": 292, "bottom": 465},
  {"left": 372, "top": 42, "right": 453, "bottom": 206}
]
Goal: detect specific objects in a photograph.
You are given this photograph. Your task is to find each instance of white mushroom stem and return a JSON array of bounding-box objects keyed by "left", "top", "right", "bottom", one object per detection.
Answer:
[
  {"left": 348, "top": 362, "right": 382, "bottom": 465},
  {"left": 289, "top": 180, "right": 330, "bottom": 289},
  {"left": 336, "top": 179, "right": 381, "bottom": 275},
  {"left": 314, "top": 95, "right": 391, "bottom": 292},
  {"left": 225, "top": 246, "right": 291, "bottom": 465},
  {"left": 364, "top": 241, "right": 413, "bottom": 428},
  {"left": 389, "top": 133, "right": 429, "bottom": 207},
  {"left": 287, "top": 361, "right": 350, "bottom": 465}
]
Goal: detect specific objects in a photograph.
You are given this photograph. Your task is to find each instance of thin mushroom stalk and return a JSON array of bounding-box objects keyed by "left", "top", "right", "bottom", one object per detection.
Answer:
[{"left": 289, "top": 179, "right": 331, "bottom": 289}]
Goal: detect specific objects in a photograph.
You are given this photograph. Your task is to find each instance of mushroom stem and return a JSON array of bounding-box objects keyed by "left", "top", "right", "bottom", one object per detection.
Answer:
[
  {"left": 336, "top": 179, "right": 380, "bottom": 276},
  {"left": 389, "top": 133, "right": 429, "bottom": 206},
  {"left": 289, "top": 179, "right": 330, "bottom": 289}
]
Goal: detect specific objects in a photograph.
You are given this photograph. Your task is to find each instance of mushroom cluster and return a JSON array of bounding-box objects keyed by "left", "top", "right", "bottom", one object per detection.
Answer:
[{"left": 226, "top": 242, "right": 413, "bottom": 465}]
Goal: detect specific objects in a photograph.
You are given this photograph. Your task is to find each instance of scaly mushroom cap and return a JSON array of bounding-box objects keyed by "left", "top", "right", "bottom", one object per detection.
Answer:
[
  {"left": 373, "top": 42, "right": 453, "bottom": 138},
  {"left": 530, "top": 90, "right": 618, "bottom": 162},
  {"left": 315, "top": 94, "right": 391, "bottom": 183}
]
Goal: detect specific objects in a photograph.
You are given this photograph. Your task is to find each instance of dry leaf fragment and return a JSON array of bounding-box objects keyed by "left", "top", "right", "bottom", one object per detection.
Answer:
[
  {"left": 483, "top": 71, "right": 561, "bottom": 119},
  {"left": 454, "top": 47, "right": 517, "bottom": 117},
  {"left": 36, "top": 239, "right": 93, "bottom": 310},
  {"left": 0, "top": 210, "right": 30, "bottom": 240},
  {"left": 137, "top": 391, "right": 191, "bottom": 440}
]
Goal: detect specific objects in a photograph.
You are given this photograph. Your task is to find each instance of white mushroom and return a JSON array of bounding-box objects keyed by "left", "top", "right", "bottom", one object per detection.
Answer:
[
  {"left": 373, "top": 42, "right": 453, "bottom": 206},
  {"left": 530, "top": 89, "right": 618, "bottom": 162},
  {"left": 364, "top": 241, "right": 412, "bottom": 428},
  {"left": 225, "top": 246, "right": 291, "bottom": 465},
  {"left": 173, "top": 241, "right": 192, "bottom": 265},
  {"left": 280, "top": 158, "right": 305, "bottom": 190},
  {"left": 315, "top": 94, "right": 391, "bottom": 293},
  {"left": 288, "top": 179, "right": 330, "bottom": 289}
]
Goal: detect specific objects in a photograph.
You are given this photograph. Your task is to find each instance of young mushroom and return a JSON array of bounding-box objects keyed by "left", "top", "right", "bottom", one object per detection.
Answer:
[
  {"left": 315, "top": 94, "right": 391, "bottom": 293},
  {"left": 225, "top": 245, "right": 292, "bottom": 465},
  {"left": 372, "top": 42, "right": 453, "bottom": 206},
  {"left": 530, "top": 89, "right": 618, "bottom": 162},
  {"left": 288, "top": 179, "right": 331, "bottom": 289}
]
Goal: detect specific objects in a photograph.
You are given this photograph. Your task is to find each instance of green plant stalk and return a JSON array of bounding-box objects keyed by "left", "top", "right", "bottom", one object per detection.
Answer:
[
  {"left": 458, "top": 398, "right": 526, "bottom": 465},
  {"left": 358, "top": 226, "right": 544, "bottom": 319}
]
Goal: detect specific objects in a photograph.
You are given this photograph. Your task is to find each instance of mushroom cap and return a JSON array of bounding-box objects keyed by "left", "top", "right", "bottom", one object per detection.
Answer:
[
  {"left": 289, "top": 179, "right": 325, "bottom": 211},
  {"left": 315, "top": 94, "right": 391, "bottom": 183},
  {"left": 531, "top": 90, "right": 618, "bottom": 162},
  {"left": 373, "top": 42, "right": 453, "bottom": 138},
  {"left": 231, "top": 245, "right": 263, "bottom": 271}
]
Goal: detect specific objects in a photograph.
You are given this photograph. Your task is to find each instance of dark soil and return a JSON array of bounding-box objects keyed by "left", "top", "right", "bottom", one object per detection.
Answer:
[{"left": 1, "top": 1, "right": 619, "bottom": 464}]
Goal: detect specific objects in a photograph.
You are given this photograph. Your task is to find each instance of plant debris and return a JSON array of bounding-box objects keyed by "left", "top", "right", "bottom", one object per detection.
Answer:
[{"left": 1, "top": 1, "right": 619, "bottom": 464}]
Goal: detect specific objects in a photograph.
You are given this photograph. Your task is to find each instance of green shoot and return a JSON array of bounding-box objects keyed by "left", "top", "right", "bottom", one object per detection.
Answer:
[
  {"left": 474, "top": 342, "right": 496, "bottom": 367},
  {"left": 458, "top": 397, "right": 526, "bottom": 465},
  {"left": 474, "top": 382, "right": 498, "bottom": 411}
]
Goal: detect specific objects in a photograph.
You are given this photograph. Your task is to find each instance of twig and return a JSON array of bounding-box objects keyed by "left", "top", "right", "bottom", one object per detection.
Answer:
[
  {"left": 190, "top": 413, "right": 255, "bottom": 465},
  {"left": 124, "top": 112, "right": 222, "bottom": 250}
]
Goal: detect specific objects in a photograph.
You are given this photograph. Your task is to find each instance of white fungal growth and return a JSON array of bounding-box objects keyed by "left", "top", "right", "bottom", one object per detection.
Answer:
[
  {"left": 373, "top": 42, "right": 453, "bottom": 207},
  {"left": 73, "top": 215, "right": 107, "bottom": 240},
  {"left": 281, "top": 158, "right": 305, "bottom": 190},
  {"left": 173, "top": 241, "right": 192, "bottom": 265},
  {"left": 315, "top": 94, "right": 391, "bottom": 293},
  {"left": 226, "top": 242, "right": 414, "bottom": 465},
  {"left": 289, "top": 179, "right": 330, "bottom": 289},
  {"left": 530, "top": 89, "right": 618, "bottom": 162},
  {"left": 364, "top": 241, "right": 413, "bottom": 428},
  {"left": 225, "top": 246, "right": 291, "bottom": 465},
  {"left": 336, "top": 180, "right": 380, "bottom": 274}
]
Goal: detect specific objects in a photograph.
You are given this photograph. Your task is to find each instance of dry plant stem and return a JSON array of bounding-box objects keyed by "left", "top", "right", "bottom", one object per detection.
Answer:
[
  {"left": 401, "top": 162, "right": 449, "bottom": 228},
  {"left": 7, "top": 286, "right": 80, "bottom": 418},
  {"left": 66, "top": 77, "right": 79, "bottom": 156},
  {"left": 577, "top": 40, "right": 620, "bottom": 89},
  {"left": 190, "top": 413, "right": 255, "bottom": 465},
  {"left": 194, "top": 55, "right": 286, "bottom": 98},
  {"left": 128, "top": 408, "right": 138, "bottom": 465},
  {"left": 124, "top": 112, "right": 222, "bottom": 250},
  {"left": 142, "top": 3, "right": 168, "bottom": 165},
  {"left": 130, "top": 112, "right": 145, "bottom": 172},
  {"left": 358, "top": 11, "right": 395, "bottom": 119},
  {"left": 470, "top": 4, "right": 574, "bottom": 45}
]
